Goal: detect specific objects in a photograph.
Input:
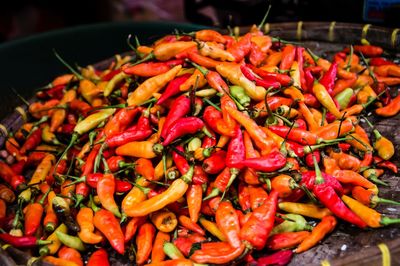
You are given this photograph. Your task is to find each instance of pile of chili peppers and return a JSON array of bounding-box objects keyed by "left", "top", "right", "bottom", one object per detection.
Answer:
[{"left": 0, "top": 23, "right": 399, "bottom": 266}]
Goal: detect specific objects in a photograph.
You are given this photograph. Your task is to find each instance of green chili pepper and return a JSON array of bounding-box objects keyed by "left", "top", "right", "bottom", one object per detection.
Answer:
[
  {"left": 230, "top": 85, "right": 251, "bottom": 107},
  {"left": 334, "top": 88, "right": 354, "bottom": 110},
  {"left": 271, "top": 213, "right": 313, "bottom": 235},
  {"left": 55, "top": 231, "right": 85, "bottom": 251}
]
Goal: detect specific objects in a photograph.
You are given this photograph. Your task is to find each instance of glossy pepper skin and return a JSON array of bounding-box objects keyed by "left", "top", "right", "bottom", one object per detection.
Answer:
[
  {"left": 93, "top": 209, "right": 125, "bottom": 255},
  {"left": 240, "top": 190, "right": 279, "bottom": 250}
]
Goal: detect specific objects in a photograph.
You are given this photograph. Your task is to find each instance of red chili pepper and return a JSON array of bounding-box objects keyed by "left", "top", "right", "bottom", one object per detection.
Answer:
[
  {"left": 38, "top": 84, "right": 65, "bottom": 100},
  {"left": 80, "top": 145, "right": 100, "bottom": 177},
  {"left": 202, "top": 150, "right": 226, "bottom": 174},
  {"left": 303, "top": 93, "right": 320, "bottom": 108},
  {"left": 305, "top": 151, "right": 320, "bottom": 168},
  {"left": 20, "top": 128, "right": 42, "bottom": 154},
  {"left": 124, "top": 216, "right": 146, "bottom": 243},
  {"left": 10, "top": 175, "right": 26, "bottom": 191},
  {"left": 240, "top": 150, "right": 287, "bottom": 172},
  {"left": 240, "top": 190, "right": 279, "bottom": 250},
  {"left": 0, "top": 161, "right": 16, "bottom": 184},
  {"left": 240, "top": 64, "right": 281, "bottom": 89},
  {"left": 226, "top": 126, "right": 245, "bottom": 169},
  {"left": 249, "top": 41, "right": 267, "bottom": 66},
  {"left": 280, "top": 45, "right": 296, "bottom": 70},
  {"left": 256, "top": 250, "right": 293, "bottom": 266},
  {"left": 227, "top": 33, "right": 252, "bottom": 62},
  {"left": 93, "top": 209, "right": 125, "bottom": 255},
  {"left": 105, "top": 114, "right": 152, "bottom": 148},
  {"left": 162, "top": 117, "right": 206, "bottom": 146},
  {"left": 156, "top": 74, "right": 191, "bottom": 105},
  {"left": 304, "top": 69, "right": 315, "bottom": 92},
  {"left": 374, "top": 158, "right": 398, "bottom": 173},
  {"left": 238, "top": 183, "right": 251, "bottom": 212},
  {"left": 300, "top": 171, "right": 344, "bottom": 196},
  {"left": 369, "top": 57, "right": 395, "bottom": 66},
  {"left": 104, "top": 107, "right": 142, "bottom": 137},
  {"left": 311, "top": 159, "right": 367, "bottom": 228},
  {"left": 172, "top": 145, "right": 190, "bottom": 173},
  {"left": 319, "top": 61, "right": 338, "bottom": 95},
  {"left": 136, "top": 223, "right": 156, "bottom": 265},
  {"left": 10, "top": 160, "right": 26, "bottom": 175},
  {"left": 248, "top": 64, "right": 293, "bottom": 87},
  {"left": 87, "top": 248, "right": 110, "bottom": 266},
  {"left": 192, "top": 165, "right": 208, "bottom": 185},
  {"left": 215, "top": 201, "right": 241, "bottom": 248},
  {"left": 0, "top": 234, "right": 51, "bottom": 248},
  {"left": 160, "top": 95, "right": 191, "bottom": 139},
  {"left": 201, "top": 128, "right": 216, "bottom": 149},
  {"left": 203, "top": 106, "right": 236, "bottom": 137},
  {"left": 123, "top": 59, "right": 183, "bottom": 77},
  {"left": 75, "top": 182, "right": 90, "bottom": 206}
]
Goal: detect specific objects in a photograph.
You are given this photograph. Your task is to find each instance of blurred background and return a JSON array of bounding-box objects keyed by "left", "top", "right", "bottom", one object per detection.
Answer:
[{"left": 1, "top": 0, "right": 400, "bottom": 43}]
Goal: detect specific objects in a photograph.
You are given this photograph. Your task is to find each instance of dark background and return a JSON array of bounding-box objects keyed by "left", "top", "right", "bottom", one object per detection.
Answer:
[{"left": 1, "top": 0, "right": 400, "bottom": 43}]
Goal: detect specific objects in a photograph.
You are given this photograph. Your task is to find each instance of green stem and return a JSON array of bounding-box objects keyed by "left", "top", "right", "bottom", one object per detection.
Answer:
[
  {"left": 380, "top": 216, "right": 400, "bottom": 226},
  {"left": 53, "top": 49, "right": 83, "bottom": 80},
  {"left": 344, "top": 45, "right": 353, "bottom": 72},
  {"left": 203, "top": 98, "right": 221, "bottom": 111},
  {"left": 257, "top": 4, "right": 272, "bottom": 29},
  {"left": 377, "top": 197, "right": 400, "bottom": 205}
]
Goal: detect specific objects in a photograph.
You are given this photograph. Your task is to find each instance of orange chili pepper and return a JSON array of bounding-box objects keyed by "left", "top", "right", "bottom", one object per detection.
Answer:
[
  {"left": 77, "top": 207, "right": 103, "bottom": 244},
  {"left": 186, "top": 184, "right": 202, "bottom": 223},
  {"left": 151, "top": 231, "right": 170, "bottom": 263},
  {"left": 375, "top": 94, "right": 400, "bottom": 117},
  {"left": 190, "top": 242, "right": 245, "bottom": 264},
  {"left": 278, "top": 202, "right": 333, "bottom": 219},
  {"left": 178, "top": 215, "right": 205, "bottom": 235},
  {"left": 150, "top": 210, "right": 178, "bottom": 233},
  {"left": 136, "top": 223, "right": 156, "bottom": 265},
  {"left": 333, "top": 170, "right": 376, "bottom": 191},
  {"left": 93, "top": 209, "right": 125, "bottom": 255},
  {"left": 127, "top": 65, "right": 182, "bottom": 106},
  {"left": 215, "top": 200, "right": 241, "bottom": 249},
  {"left": 295, "top": 215, "right": 337, "bottom": 253},
  {"left": 58, "top": 246, "right": 83, "bottom": 266},
  {"left": 135, "top": 158, "right": 155, "bottom": 180}
]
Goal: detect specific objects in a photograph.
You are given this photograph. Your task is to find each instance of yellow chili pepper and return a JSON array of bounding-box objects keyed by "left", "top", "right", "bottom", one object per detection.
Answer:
[
  {"left": 198, "top": 41, "right": 235, "bottom": 61},
  {"left": 127, "top": 65, "right": 182, "bottom": 106},
  {"left": 199, "top": 217, "right": 227, "bottom": 241},
  {"left": 153, "top": 41, "right": 197, "bottom": 61},
  {"left": 103, "top": 71, "right": 128, "bottom": 97},
  {"left": 74, "top": 108, "right": 116, "bottom": 135},
  {"left": 179, "top": 69, "right": 207, "bottom": 92},
  {"left": 28, "top": 154, "right": 56, "bottom": 187},
  {"left": 312, "top": 82, "right": 341, "bottom": 118},
  {"left": 278, "top": 202, "right": 333, "bottom": 219},
  {"left": 39, "top": 223, "right": 68, "bottom": 255}
]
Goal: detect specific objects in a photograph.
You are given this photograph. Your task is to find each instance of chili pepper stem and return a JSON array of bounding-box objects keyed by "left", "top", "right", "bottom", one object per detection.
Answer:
[
  {"left": 53, "top": 49, "right": 83, "bottom": 80},
  {"left": 376, "top": 197, "right": 400, "bottom": 206},
  {"left": 54, "top": 133, "right": 79, "bottom": 184},
  {"left": 369, "top": 176, "right": 389, "bottom": 187},
  {"left": 203, "top": 188, "right": 220, "bottom": 201},
  {"left": 380, "top": 216, "right": 400, "bottom": 226},
  {"left": 257, "top": 4, "right": 272, "bottom": 29}
]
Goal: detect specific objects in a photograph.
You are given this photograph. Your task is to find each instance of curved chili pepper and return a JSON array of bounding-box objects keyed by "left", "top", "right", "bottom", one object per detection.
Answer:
[
  {"left": 178, "top": 215, "right": 205, "bottom": 235},
  {"left": 240, "top": 150, "right": 287, "bottom": 172},
  {"left": 342, "top": 195, "right": 400, "bottom": 228},
  {"left": 97, "top": 172, "right": 121, "bottom": 218},
  {"left": 312, "top": 158, "right": 367, "bottom": 228},
  {"left": 160, "top": 95, "right": 191, "bottom": 139},
  {"left": 77, "top": 207, "right": 103, "bottom": 244},
  {"left": 0, "top": 234, "right": 51, "bottom": 248},
  {"left": 227, "top": 33, "right": 252, "bottom": 62},
  {"left": 124, "top": 166, "right": 193, "bottom": 217},
  {"left": 267, "top": 231, "right": 311, "bottom": 250},
  {"left": 162, "top": 117, "right": 206, "bottom": 146},
  {"left": 226, "top": 125, "right": 245, "bottom": 169},
  {"left": 295, "top": 215, "right": 337, "bottom": 253},
  {"left": 20, "top": 128, "right": 42, "bottom": 154},
  {"left": 203, "top": 106, "right": 236, "bottom": 137},
  {"left": 190, "top": 242, "right": 246, "bottom": 264},
  {"left": 241, "top": 64, "right": 281, "bottom": 89},
  {"left": 24, "top": 189, "right": 49, "bottom": 236}
]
